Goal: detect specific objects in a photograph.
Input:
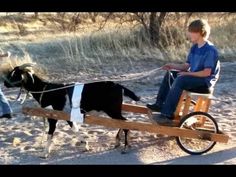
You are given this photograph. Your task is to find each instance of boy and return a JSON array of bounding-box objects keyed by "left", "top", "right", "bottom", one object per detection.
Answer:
[{"left": 147, "top": 19, "right": 220, "bottom": 124}]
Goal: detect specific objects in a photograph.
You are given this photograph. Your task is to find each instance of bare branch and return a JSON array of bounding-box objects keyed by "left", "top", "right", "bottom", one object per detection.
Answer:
[
  {"left": 133, "top": 13, "right": 149, "bottom": 33},
  {"left": 184, "top": 12, "right": 193, "bottom": 27},
  {"left": 97, "top": 13, "right": 113, "bottom": 31}
]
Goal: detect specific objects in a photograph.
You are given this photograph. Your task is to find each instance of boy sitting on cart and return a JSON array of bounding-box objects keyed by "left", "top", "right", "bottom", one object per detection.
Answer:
[{"left": 147, "top": 19, "right": 220, "bottom": 124}]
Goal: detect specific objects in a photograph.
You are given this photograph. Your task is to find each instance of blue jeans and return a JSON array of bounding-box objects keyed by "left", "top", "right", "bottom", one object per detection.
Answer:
[
  {"left": 0, "top": 87, "right": 12, "bottom": 115},
  {"left": 155, "top": 71, "right": 209, "bottom": 118}
]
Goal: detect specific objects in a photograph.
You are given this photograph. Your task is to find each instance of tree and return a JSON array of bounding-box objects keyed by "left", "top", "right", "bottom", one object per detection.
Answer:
[
  {"left": 70, "top": 13, "right": 81, "bottom": 32},
  {"left": 149, "top": 12, "right": 167, "bottom": 46},
  {"left": 34, "top": 12, "right": 39, "bottom": 19},
  {"left": 134, "top": 12, "right": 167, "bottom": 46},
  {"left": 89, "top": 12, "right": 99, "bottom": 23}
]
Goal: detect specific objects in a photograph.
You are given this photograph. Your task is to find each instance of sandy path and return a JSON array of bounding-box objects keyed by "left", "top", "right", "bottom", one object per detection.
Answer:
[{"left": 0, "top": 61, "right": 235, "bottom": 164}]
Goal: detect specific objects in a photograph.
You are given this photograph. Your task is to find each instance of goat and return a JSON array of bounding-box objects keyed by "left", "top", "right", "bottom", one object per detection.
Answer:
[{"left": 4, "top": 63, "right": 140, "bottom": 158}]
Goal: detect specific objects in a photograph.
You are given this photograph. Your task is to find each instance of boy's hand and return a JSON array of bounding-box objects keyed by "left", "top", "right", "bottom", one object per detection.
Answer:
[{"left": 162, "top": 63, "right": 173, "bottom": 70}]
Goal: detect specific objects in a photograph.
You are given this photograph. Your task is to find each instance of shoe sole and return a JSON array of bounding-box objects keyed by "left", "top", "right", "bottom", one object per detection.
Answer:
[{"left": 146, "top": 107, "right": 161, "bottom": 112}]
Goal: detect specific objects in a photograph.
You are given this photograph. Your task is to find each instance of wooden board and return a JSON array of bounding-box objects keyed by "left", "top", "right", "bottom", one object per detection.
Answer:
[
  {"left": 174, "top": 92, "right": 185, "bottom": 120},
  {"left": 122, "top": 103, "right": 148, "bottom": 114},
  {"left": 22, "top": 107, "right": 229, "bottom": 143},
  {"left": 22, "top": 107, "right": 70, "bottom": 121},
  {"left": 182, "top": 95, "right": 191, "bottom": 116},
  {"left": 85, "top": 115, "right": 228, "bottom": 143},
  {"left": 22, "top": 103, "right": 148, "bottom": 120}
]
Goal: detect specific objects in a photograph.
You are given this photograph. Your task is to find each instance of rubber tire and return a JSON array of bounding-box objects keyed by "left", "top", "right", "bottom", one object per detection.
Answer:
[{"left": 176, "top": 111, "right": 219, "bottom": 155}]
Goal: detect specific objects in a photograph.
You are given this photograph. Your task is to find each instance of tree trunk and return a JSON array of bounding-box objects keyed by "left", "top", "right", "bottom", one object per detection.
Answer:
[
  {"left": 149, "top": 12, "right": 167, "bottom": 46},
  {"left": 90, "top": 12, "right": 98, "bottom": 23},
  {"left": 57, "top": 12, "right": 66, "bottom": 19},
  {"left": 70, "top": 13, "right": 80, "bottom": 32},
  {"left": 34, "top": 12, "right": 39, "bottom": 19}
]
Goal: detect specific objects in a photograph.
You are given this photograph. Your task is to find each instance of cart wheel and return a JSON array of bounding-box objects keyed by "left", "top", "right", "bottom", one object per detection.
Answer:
[{"left": 176, "top": 112, "right": 219, "bottom": 155}]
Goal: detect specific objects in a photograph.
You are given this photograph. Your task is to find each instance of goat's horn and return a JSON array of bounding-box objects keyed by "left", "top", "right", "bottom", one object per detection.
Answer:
[{"left": 19, "top": 63, "right": 36, "bottom": 70}]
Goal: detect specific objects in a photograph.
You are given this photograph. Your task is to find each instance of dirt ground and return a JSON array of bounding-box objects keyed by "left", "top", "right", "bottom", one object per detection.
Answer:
[{"left": 0, "top": 59, "right": 235, "bottom": 164}]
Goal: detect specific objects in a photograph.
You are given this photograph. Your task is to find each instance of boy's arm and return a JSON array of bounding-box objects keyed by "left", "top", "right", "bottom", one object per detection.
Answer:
[
  {"left": 162, "top": 63, "right": 190, "bottom": 71},
  {"left": 179, "top": 68, "right": 211, "bottom": 77}
]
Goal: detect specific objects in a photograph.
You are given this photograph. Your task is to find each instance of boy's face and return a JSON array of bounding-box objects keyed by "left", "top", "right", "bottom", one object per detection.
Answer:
[{"left": 187, "top": 31, "right": 202, "bottom": 43}]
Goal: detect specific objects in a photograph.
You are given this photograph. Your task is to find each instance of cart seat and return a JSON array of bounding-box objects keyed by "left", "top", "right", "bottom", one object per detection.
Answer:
[{"left": 185, "top": 87, "right": 214, "bottom": 99}]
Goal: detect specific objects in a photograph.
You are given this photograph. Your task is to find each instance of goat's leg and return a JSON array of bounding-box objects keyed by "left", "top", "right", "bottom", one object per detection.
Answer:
[
  {"left": 105, "top": 108, "right": 131, "bottom": 152},
  {"left": 40, "top": 117, "right": 47, "bottom": 146},
  {"left": 67, "top": 121, "right": 89, "bottom": 151},
  {"left": 41, "top": 118, "right": 57, "bottom": 158},
  {"left": 121, "top": 129, "right": 131, "bottom": 154},
  {"left": 114, "top": 129, "right": 123, "bottom": 148},
  {"left": 42, "top": 134, "right": 53, "bottom": 158},
  {"left": 118, "top": 116, "right": 131, "bottom": 153}
]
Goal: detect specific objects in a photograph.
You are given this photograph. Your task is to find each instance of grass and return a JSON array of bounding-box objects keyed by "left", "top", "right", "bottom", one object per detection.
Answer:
[
  {"left": 0, "top": 53, "right": 46, "bottom": 81},
  {"left": 0, "top": 13, "right": 235, "bottom": 80}
]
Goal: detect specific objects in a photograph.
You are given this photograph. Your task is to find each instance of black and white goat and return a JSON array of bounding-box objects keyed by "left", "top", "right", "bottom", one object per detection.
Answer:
[{"left": 4, "top": 63, "right": 140, "bottom": 157}]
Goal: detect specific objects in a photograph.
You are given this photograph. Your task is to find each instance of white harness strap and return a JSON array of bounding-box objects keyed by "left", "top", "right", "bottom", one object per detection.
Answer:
[
  {"left": 70, "top": 83, "right": 84, "bottom": 123},
  {"left": 39, "top": 85, "right": 47, "bottom": 105}
]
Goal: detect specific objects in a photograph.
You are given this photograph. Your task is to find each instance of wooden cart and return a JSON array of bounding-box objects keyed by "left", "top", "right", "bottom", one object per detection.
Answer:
[{"left": 22, "top": 90, "right": 229, "bottom": 155}]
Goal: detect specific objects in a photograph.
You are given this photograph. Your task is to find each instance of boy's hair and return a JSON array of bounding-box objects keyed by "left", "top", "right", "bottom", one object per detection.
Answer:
[{"left": 188, "top": 19, "right": 211, "bottom": 39}]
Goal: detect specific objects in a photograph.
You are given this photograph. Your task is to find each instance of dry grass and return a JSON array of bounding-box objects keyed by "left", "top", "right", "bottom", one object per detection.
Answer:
[
  {"left": 0, "top": 51, "right": 46, "bottom": 80},
  {"left": 0, "top": 13, "right": 235, "bottom": 79}
]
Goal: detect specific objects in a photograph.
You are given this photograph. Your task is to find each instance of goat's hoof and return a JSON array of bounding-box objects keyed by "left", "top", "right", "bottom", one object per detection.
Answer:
[
  {"left": 114, "top": 139, "right": 121, "bottom": 149},
  {"left": 114, "top": 143, "right": 121, "bottom": 149},
  {"left": 40, "top": 152, "right": 49, "bottom": 159},
  {"left": 78, "top": 141, "right": 90, "bottom": 152},
  {"left": 121, "top": 149, "right": 128, "bottom": 154},
  {"left": 83, "top": 145, "right": 90, "bottom": 152},
  {"left": 121, "top": 145, "right": 131, "bottom": 154},
  {"left": 76, "top": 140, "right": 86, "bottom": 146}
]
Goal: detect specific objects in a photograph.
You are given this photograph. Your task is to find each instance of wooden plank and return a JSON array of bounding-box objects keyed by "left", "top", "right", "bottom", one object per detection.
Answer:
[
  {"left": 22, "top": 107, "right": 70, "bottom": 121},
  {"left": 174, "top": 92, "right": 185, "bottom": 120},
  {"left": 23, "top": 103, "right": 148, "bottom": 120},
  {"left": 182, "top": 95, "right": 191, "bottom": 117},
  {"left": 194, "top": 96, "right": 204, "bottom": 112},
  {"left": 197, "top": 98, "right": 211, "bottom": 125},
  {"left": 85, "top": 115, "right": 229, "bottom": 143},
  {"left": 122, "top": 103, "right": 148, "bottom": 114},
  {"left": 147, "top": 109, "right": 156, "bottom": 124},
  {"left": 23, "top": 104, "right": 149, "bottom": 119},
  {"left": 22, "top": 107, "right": 229, "bottom": 143},
  {"left": 203, "top": 99, "right": 211, "bottom": 113}
]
